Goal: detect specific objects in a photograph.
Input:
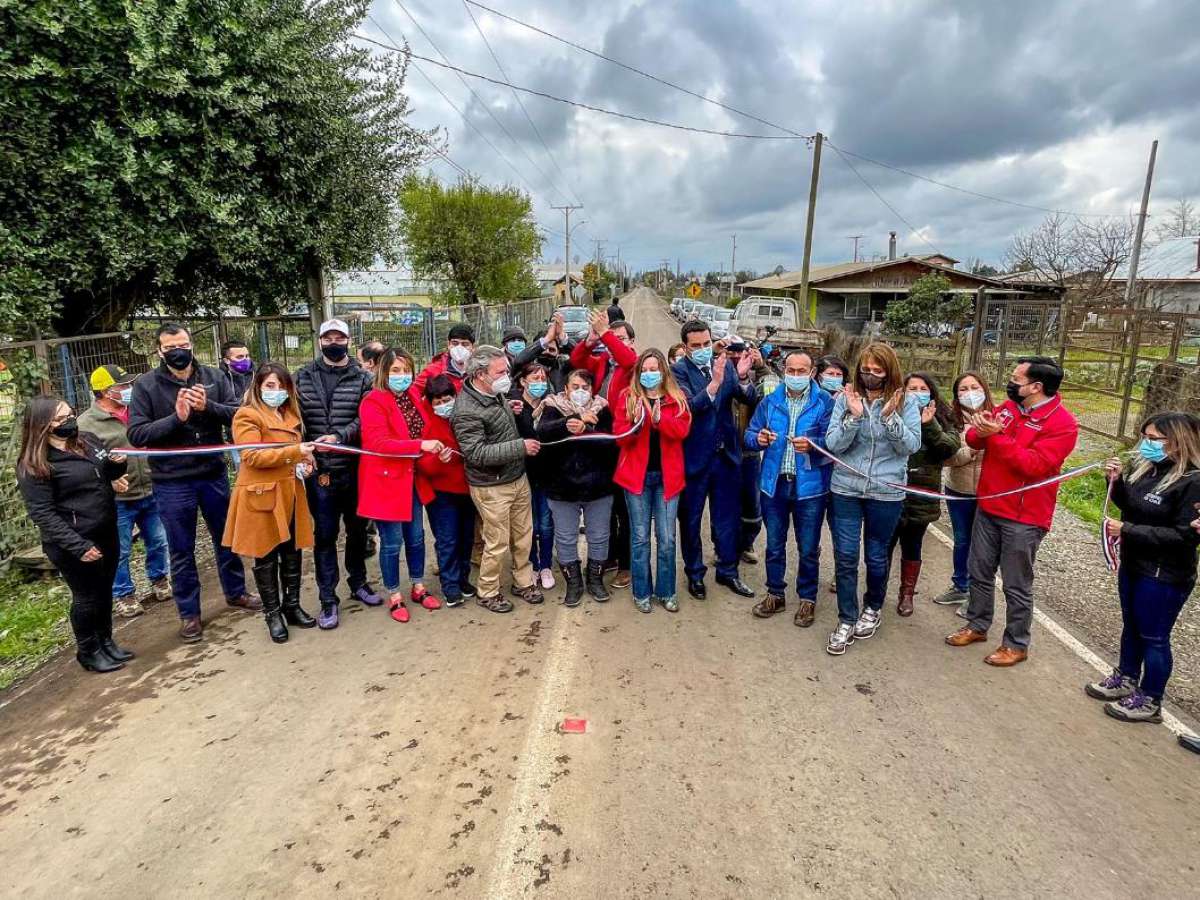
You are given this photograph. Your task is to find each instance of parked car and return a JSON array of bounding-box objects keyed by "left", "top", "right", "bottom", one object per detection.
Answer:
[
  {"left": 710, "top": 307, "right": 734, "bottom": 339},
  {"left": 680, "top": 299, "right": 699, "bottom": 319},
  {"left": 697, "top": 303, "right": 717, "bottom": 324},
  {"left": 555, "top": 304, "right": 591, "bottom": 342},
  {"left": 670, "top": 297, "right": 686, "bottom": 318}
]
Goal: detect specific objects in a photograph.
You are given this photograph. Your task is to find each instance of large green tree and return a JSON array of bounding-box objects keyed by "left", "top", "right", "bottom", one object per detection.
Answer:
[
  {"left": 1, "top": 0, "right": 429, "bottom": 335},
  {"left": 397, "top": 173, "right": 541, "bottom": 306},
  {"left": 883, "top": 273, "right": 972, "bottom": 338}
]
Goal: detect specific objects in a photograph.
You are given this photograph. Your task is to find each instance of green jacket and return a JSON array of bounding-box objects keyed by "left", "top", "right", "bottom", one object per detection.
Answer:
[
  {"left": 450, "top": 381, "right": 527, "bottom": 488},
  {"left": 900, "top": 416, "right": 961, "bottom": 525},
  {"left": 78, "top": 402, "right": 153, "bottom": 501}
]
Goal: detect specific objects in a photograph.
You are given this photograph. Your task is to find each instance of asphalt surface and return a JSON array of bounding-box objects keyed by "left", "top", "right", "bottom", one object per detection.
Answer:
[{"left": 1, "top": 286, "right": 1197, "bottom": 898}]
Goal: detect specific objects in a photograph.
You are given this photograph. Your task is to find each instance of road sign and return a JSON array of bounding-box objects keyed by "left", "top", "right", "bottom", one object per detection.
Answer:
[{"left": 686, "top": 282, "right": 702, "bottom": 299}]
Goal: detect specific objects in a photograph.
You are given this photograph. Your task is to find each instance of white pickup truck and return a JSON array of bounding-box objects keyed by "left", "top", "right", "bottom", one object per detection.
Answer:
[{"left": 730, "top": 296, "right": 822, "bottom": 351}]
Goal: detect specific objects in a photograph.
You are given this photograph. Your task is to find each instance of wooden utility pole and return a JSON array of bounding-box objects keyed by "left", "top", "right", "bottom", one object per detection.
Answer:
[
  {"left": 846, "top": 234, "right": 864, "bottom": 263},
  {"left": 729, "top": 233, "right": 738, "bottom": 302},
  {"left": 798, "top": 132, "right": 824, "bottom": 326},
  {"left": 1124, "top": 139, "right": 1158, "bottom": 308},
  {"left": 552, "top": 204, "right": 583, "bottom": 304}
]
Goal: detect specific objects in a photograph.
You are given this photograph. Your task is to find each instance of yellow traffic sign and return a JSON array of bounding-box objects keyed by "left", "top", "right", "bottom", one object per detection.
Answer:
[{"left": 686, "top": 282, "right": 702, "bottom": 299}]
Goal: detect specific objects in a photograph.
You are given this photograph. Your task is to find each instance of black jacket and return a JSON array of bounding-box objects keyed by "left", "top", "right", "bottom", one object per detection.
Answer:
[
  {"left": 18, "top": 434, "right": 126, "bottom": 558},
  {"left": 1112, "top": 462, "right": 1200, "bottom": 587},
  {"left": 451, "top": 382, "right": 526, "bottom": 487},
  {"left": 535, "top": 404, "right": 616, "bottom": 502},
  {"left": 217, "top": 361, "right": 253, "bottom": 442},
  {"left": 510, "top": 339, "right": 575, "bottom": 394},
  {"left": 127, "top": 363, "right": 238, "bottom": 481},
  {"left": 513, "top": 399, "right": 548, "bottom": 487},
  {"left": 295, "top": 357, "right": 372, "bottom": 475}
]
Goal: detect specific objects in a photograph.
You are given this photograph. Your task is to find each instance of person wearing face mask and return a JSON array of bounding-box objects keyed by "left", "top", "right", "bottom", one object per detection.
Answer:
[
  {"left": 223, "top": 363, "right": 317, "bottom": 643},
  {"left": 535, "top": 369, "right": 616, "bottom": 606},
  {"left": 946, "top": 356, "right": 1078, "bottom": 667},
  {"left": 726, "top": 338, "right": 770, "bottom": 566},
  {"left": 1083, "top": 413, "right": 1200, "bottom": 724},
  {"left": 295, "top": 318, "right": 380, "bottom": 630},
  {"left": 744, "top": 349, "right": 833, "bottom": 627},
  {"left": 79, "top": 364, "right": 170, "bottom": 619},
  {"left": 414, "top": 324, "right": 476, "bottom": 395},
  {"left": 501, "top": 326, "right": 529, "bottom": 366},
  {"left": 219, "top": 340, "right": 254, "bottom": 402},
  {"left": 935, "top": 371, "right": 995, "bottom": 609},
  {"left": 358, "top": 347, "right": 446, "bottom": 623},
  {"left": 128, "top": 323, "right": 258, "bottom": 644},
  {"left": 814, "top": 355, "right": 849, "bottom": 599},
  {"left": 510, "top": 315, "right": 573, "bottom": 393},
  {"left": 886, "top": 373, "right": 960, "bottom": 618},
  {"left": 418, "top": 375, "right": 475, "bottom": 607},
  {"left": 18, "top": 395, "right": 131, "bottom": 672},
  {"left": 512, "top": 363, "right": 556, "bottom": 591},
  {"left": 451, "top": 346, "right": 543, "bottom": 613}
]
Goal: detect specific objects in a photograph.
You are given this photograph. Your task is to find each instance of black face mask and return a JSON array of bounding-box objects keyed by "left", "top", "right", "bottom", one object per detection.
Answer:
[
  {"left": 163, "top": 347, "right": 193, "bottom": 371},
  {"left": 1006, "top": 381, "right": 1027, "bottom": 404},
  {"left": 322, "top": 343, "right": 349, "bottom": 362},
  {"left": 860, "top": 372, "right": 885, "bottom": 391},
  {"left": 52, "top": 417, "right": 79, "bottom": 440}
]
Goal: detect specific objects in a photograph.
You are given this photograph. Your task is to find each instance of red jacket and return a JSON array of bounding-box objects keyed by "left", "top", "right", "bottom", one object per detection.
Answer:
[
  {"left": 414, "top": 351, "right": 467, "bottom": 396},
  {"left": 569, "top": 330, "right": 638, "bottom": 403},
  {"left": 357, "top": 387, "right": 427, "bottom": 522},
  {"left": 613, "top": 390, "right": 691, "bottom": 501},
  {"left": 967, "top": 395, "right": 1078, "bottom": 530},
  {"left": 415, "top": 403, "right": 469, "bottom": 503}
]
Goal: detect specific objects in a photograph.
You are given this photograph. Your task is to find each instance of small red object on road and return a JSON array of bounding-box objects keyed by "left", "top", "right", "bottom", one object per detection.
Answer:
[{"left": 561, "top": 718, "right": 587, "bottom": 733}]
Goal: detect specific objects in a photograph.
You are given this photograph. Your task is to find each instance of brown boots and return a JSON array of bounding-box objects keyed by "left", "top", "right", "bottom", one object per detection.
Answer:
[{"left": 896, "top": 559, "right": 921, "bottom": 617}]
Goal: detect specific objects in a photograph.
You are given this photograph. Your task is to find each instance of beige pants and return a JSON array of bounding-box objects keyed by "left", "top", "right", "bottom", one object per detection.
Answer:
[{"left": 469, "top": 476, "right": 535, "bottom": 599}]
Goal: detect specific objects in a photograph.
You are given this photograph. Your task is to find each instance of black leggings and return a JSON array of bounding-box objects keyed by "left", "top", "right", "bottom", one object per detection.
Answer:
[
  {"left": 889, "top": 519, "right": 930, "bottom": 562},
  {"left": 45, "top": 531, "right": 119, "bottom": 644},
  {"left": 608, "top": 490, "right": 631, "bottom": 570}
]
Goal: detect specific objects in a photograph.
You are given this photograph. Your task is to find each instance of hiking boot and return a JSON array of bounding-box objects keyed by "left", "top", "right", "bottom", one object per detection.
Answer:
[
  {"left": 752, "top": 593, "right": 786, "bottom": 619},
  {"left": 853, "top": 608, "right": 882, "bottom": 640},
  {"left": 1085, "top": 669, "right": 1136, "bottom": 701},
  {"left": 510, "top": 584, "right": 544, "bottom": 605},
  {"left": 144, "top": 578, "right": 172, "bottom": 604},
  {"left": 179, "top": 616, "right": 203, "bottom": 643},
  {"left": 226, "top": 592, "right": 262, "bottom": 612},
  {"left": 794, "top": 599, "right": 816, "bottom": 628},
  {"left": 1104, "top": 689, "right": 1162, "bottom": 723},
  {"left": 317, "top": 603, "right": 339, "bottom": 630},
  {"left": 741, "top": 550, "right": 758, "bottom": 565},
  {"left": 827, "top": 622, "right": 855, "bottom": 656},
  {"left": 114, "top": 595, "right": 145, "bottom": 619},
  {"left": 934, "top": 586, "right": 969, "bottom": 606}
]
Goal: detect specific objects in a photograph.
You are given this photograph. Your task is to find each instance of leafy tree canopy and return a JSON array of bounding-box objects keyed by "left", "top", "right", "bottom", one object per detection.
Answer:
[{"left": 883, "top": 273, "right": 972, "bottom": 338}]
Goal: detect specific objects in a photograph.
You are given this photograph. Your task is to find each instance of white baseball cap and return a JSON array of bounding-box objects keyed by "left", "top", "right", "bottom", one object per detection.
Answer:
[{"left": 319, "top": 318, "right": 350, "bottom": 337}]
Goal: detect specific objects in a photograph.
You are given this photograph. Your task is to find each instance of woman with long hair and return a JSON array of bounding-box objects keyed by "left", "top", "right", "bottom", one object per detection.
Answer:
[
  {"left": 223, "top": 363, "right": 317, "bottom": 643},
  {"left": 1086, "top": 413, "right": 1200, "bottom": 723},
  {"left": 17, "top": 395, "right": 130, "bottom": 671},
  {"left": 824, "top": 342, "right": 921, "bottom": 655},
  {"left": 887, "top": 372, "right": 960, "bottom": 616},
  {"left": 613, "top": 349, "right": 692, "bottom": 613},
  {"left": 512, "top": 361, "right": 555, "bottom": 590},
  {"left": 359, "top": 347, "right": 445, "bottom": 623},
  {"left": 935, "top": 371, "right": 994, "bottom": 609}
]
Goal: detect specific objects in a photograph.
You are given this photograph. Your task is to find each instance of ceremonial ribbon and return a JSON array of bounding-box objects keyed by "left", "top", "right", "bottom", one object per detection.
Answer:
[{"left": 1100, "top": 478, "right": 1121, "bottom": 573}]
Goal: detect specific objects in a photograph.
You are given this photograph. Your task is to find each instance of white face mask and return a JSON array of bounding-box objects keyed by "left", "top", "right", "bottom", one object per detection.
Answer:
[
  {"left": 959, "top": 389, "right": 986, "bottom": 411},
  {"left": 490, "top": 374, "right": 512, "bottom": 396},
  {"left": 569, "top": 388, "right": 591, "bottom": 407},
  {"left": 449, "top": 344, "right": 471, "bottom": 365}
]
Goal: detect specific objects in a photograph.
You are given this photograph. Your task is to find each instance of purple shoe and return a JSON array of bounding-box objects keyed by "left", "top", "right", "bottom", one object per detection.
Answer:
[
  {"left": 354, "top": 585, "right": 383, "bottom": 607},
  {"left": 317, "top": 603, "right": 339, "bottom": 630}
]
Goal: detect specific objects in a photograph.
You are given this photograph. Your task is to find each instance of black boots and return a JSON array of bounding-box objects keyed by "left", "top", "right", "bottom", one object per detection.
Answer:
[
  {"left": 99, "top": 634, "right": 135, "bottom": 662},
  {"left": 76, "top": 635, "right": 123, "bottom": 673},
  {"left": 561, "top": 561, "right": 584, "bottom": 607},
  {"left": 253, "top": 557, "right": 288, "bottom": 644},
  {"left": 279, "top": 546, "right": 316, "bottom": 628},
  {"left": 586, "top": 560, "right": 610, "bottom": 602}
]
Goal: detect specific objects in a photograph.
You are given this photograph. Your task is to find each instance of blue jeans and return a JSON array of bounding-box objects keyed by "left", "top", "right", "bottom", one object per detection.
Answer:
[
  {"left": 529, "top": 486, "right": 554, "bottom": 570},
  {"left": 739, "top": 455, "right": 763, "bottom": 554},
  {"left": 376, "top": 488, "right": 425, "bottom": 593},
  {"left": 945, "top": 488, "right": 977, "bottom": 592},
  {"left": 113, "top": 495, "right": 169, "bottom": 598},
  {"left": 761, "top": 480, "right": 827, "bottom": 600},
  {"left": 679, "top": 455, "right": 740, "bottom": 581},
  {"left": 154, "top": 475, "right": 246, "bottom": 618},
  {"left": 426, "top": 491, "right": 476, "bottom": 601},
  {"left": 830, "top": 493, "right": 904, "bottom": 624},
  {"left": 625, "top": 472, "right": 679, "bottom": 601},
  {"left": 306, "top": 469, "right": 369, "bottom": 604},
  {"left": 1117, "top": 568, "right": 1190, "bottom": 700}
]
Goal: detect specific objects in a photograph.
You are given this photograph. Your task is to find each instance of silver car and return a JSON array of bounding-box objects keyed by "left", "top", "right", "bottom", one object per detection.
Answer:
[{"left": 554, "top": 305, "right": 591, "bottom": 342}]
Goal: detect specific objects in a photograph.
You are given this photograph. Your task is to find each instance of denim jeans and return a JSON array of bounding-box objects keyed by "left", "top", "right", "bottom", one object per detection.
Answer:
[
  {"left": 761, "top": 479, "right": 826, "bottom": 600},
  {"left": 529, "top": 486, "right": 554, "bottom": 570},
  {"left": 113, "top": 495, "right": 169, "bottom": 598},
  {"left": 739, "top": 454, "right": 763, "bottom": 554},
  {"left": 426, "top": 491, "right": 476, "bottom": 601},
  {"left": 830, "top": 493, "right": 903, "bottom": 624},
  {"left": 625, "top": 472, "right": 679, "bottom": 601},
  {"left": 1117, "top": 568, "right": 1190, "bottom": 700},
  {"left": 154, "top": 475, "right": 246, "bottom": 618},
  {"left": 945, "top": 488, "right": 977, "bottom": 592},
  {"left": 306, "top": 469, "right": 369, "bottom": 604},
  {"left": 679, "top": 455, "right": 740, "bottom": 581},
  {"left": 375, "top": 488, "right": 425, "bottom": 593},
  {"left": 548, "top": 496, "right": 613, "bottom": 564}
]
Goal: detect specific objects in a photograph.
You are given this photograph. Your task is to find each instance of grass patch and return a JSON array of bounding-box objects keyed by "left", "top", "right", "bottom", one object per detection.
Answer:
[
  {"left": 1058, "top": 469, "right": 1109, "bottom": 527},
  {"left": 0, "top": 571, "right": 72, "bottom": 691}
]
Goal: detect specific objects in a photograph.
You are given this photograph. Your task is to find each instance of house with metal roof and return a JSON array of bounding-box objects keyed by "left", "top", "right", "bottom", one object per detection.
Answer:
[{"left": 1111, "top": 236, "right": 1200, "bottom": 313}]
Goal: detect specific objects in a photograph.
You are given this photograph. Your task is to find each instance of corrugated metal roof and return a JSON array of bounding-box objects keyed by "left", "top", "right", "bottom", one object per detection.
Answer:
[
  {"left": 738, "top": 255, "right": 999, "bottom": 290},
  {"left": 1114, "top": 236, "right": 1200, "bottom": 281}
]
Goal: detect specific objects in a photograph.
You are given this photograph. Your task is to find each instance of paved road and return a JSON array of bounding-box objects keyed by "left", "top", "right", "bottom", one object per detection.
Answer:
[{"left": 1, "top": 286, "right": 1197, "bottom": 898}]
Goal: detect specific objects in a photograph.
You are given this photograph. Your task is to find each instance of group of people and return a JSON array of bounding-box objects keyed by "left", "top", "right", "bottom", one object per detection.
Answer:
[{"left": 13, "top": 304, "right": 1200, "bottom": 747}]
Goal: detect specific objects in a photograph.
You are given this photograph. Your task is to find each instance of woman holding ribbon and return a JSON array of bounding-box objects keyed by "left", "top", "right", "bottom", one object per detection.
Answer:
[
  {"left": 223, "top": 363, "right": 316, "bottom": 644},
  {"left": 1085, "top": 413, "right": 1200, "bottom": 723},
  {"left": 614, "top": 349, "right": 692, "bottom": 613},
  {"left": 359, "top": 348, "right": 446, "bottom": 623},
  {"left": 513, "top": 362, "right": 555, "bottom": 591},
  {"left": 536, "top": 369, "right": 616, "bottom": 607},
  {"left": 824, "top": 342, "right": 922, "bottom": 655}
]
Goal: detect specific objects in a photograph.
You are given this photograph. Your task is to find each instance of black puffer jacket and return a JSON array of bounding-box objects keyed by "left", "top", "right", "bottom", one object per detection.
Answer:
[
  {"left": 295, "top": 358, "right": 372, "bottom": 475},
  {"left": 17, "top": 434, "right": 126, "bottom": 558},
  {"left": 535, "top": 404, "right": 615, "bottom": 502},
  {"left": 127, "top": 363, "right": 238, "bottom": 481},
  {"left": 513, "top": 398, "right": 548, "bottom": 487},
  {"left": 1112, "top": 461, "right": 1200, "bottom": 587},
  {"left": 900, "top": 416, "right": 961, "bottom": 526}
]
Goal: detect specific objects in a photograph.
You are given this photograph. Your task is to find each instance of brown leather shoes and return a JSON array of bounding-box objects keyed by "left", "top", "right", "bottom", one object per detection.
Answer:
[
  {"left": 794, "top": 599, "right": 816, "bottom": 628},
  {"left": 984, "top": 646, "right": 1028, "bottom": 667},
  {"left": 179, "top": 616, "right": 203, "bottom": 643},
  {"left": 226, "top": 593, "right": 262, "bottom": 611},
  {"left": 945, "top": 626, "right": 987, "bottom": 647},
  {"left": 753, "top": 593, "right": 786, "bottom": 618}
]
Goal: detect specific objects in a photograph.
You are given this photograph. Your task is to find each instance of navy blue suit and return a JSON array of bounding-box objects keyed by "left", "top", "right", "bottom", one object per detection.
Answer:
[{"left": 672, "top": 356, "right": 756, "bottom": 581}]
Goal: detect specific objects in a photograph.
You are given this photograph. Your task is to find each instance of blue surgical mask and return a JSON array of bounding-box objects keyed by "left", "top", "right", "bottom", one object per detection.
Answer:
[
  {"left": 690, "top": 346, "right": 713, "bottom": 366},
  {"left": 261, "top": 389, "right": 289, "bottom": 409},
  {"left": 388, "top": 373, "right": 412, "bottom": 393},
  {"left": 639, "top": 371, "right": 663, "bottom": 390},
  {"left": 117, "top": 387, "right": 133, "bottom": 405},
  {"left": 820, "top": 376, "right": 843, "bottom": 393},
  {"left": 1138, "top": 437, "right": 1167, "bottom": 462},
  {"left": 506, "top": 340, "right": 526, "bottom": 355},
  {"left": 910, "top": 391, "right": 931, "bottom": 409},
  {"left": 784, "top": 374, "right": 810, "bottom": 393},
  {"left": 527, "top": 381, "right": 548, "bottom": 398},
  {"left": 434, "top": 401, "right": 454, "bottom": 419}
]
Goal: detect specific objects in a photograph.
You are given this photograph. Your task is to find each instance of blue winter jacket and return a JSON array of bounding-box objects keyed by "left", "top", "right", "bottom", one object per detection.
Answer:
[
  {"left": 743, "top": 384, "right": 834, "bottom": 499},
  {"left": 825, "top": 393, "right": 922, "bottom": 501}
]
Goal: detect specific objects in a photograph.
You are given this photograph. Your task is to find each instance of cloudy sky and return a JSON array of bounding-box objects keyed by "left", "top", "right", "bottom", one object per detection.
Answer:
[{"left": 361, "top": 0, "right": 1200, "bottom": 277}]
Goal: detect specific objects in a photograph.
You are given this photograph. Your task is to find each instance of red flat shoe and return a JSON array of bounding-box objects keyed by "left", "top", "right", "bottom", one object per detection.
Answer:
[
  {"left": 411, "top": 585, "right": 441, "bottom": 610},
  {"left": 388, "top": 596, "right": 410, "bottom": 623}
]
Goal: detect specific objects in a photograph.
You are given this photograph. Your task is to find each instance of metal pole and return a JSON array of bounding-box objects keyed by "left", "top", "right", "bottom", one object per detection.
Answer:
[
  {"left": 729, "top": 233, "right": 737, "bottom": 303},
  {"left": 798, "top": 132, "right": 823, "bottom": 327},
  {"left": 552, "top": 204, "right": 582, "bottom": 304},
  {"left": 1124, "top": 139, "right": 1158, "bottom": 308}
]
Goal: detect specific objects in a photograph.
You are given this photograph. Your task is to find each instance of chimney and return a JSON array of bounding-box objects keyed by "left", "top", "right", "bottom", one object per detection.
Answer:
[{"left": 888, "top": 231, "right": 897, "bottom": 261}]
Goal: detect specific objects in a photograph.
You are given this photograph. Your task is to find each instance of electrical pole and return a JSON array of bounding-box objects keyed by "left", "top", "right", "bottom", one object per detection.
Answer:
[
  {"left": 846, "top": 234, "right": 864, "bottom": 263},
  {"left": 1124, "top": 139, "right": 1158, "bottom": 308},
  {"left": 797, "top": 132, "right": 823, "bottom": 327},
  {"left": 551, "top": 204, "right": 583, "bottom": 304},
  {"left": 729, "top": 233, "right": 738, "bottom": 302}
]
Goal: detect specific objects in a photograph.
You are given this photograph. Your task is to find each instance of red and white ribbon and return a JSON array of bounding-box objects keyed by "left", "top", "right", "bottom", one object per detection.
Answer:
[{"left": 1101, "top": 479, "right": 1121, "bottom": 572}]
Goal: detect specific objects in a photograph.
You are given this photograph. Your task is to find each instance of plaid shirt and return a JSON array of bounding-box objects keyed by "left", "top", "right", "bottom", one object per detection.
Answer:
[{"left": 780, "top": 391, "right": 808, "bottom": 475}]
